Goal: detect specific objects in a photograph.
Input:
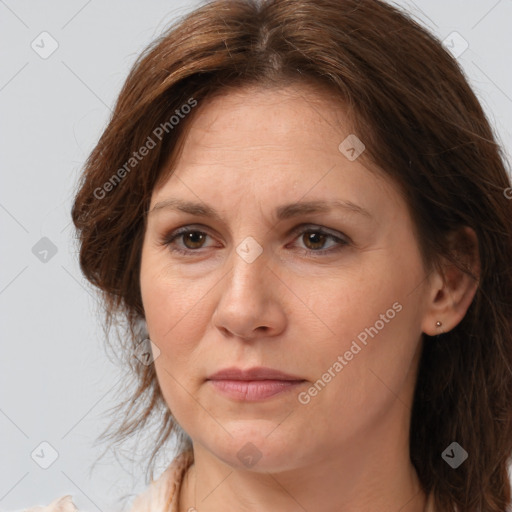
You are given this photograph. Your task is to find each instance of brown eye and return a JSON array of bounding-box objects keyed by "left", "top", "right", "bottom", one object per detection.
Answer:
[
  {"left": 302, "top": 231, "right": 329, "bottom": 250},
  {"left": 162, "top": 228, "right": 213, "bottom": 254},
  {"left": 290, "top": 225, "right": 349, "bottom": 255},
  {"left": 163, "top": 224, "right": 348, "bottom": 257},
  {"left": 181, "top": 231, "right": 207, "bottom": 249}
]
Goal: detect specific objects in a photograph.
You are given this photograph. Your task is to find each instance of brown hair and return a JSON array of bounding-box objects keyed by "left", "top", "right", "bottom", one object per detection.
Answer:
[{"left": 71, "top": 0, "right": 512, "bottom": 510}]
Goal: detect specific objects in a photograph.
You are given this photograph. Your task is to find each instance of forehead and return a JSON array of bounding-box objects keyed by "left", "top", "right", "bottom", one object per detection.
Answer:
[
  {"left": 179, "top": 83, "right": 351, "bottom": 152},
  {"left": 151, "top": 84, "right": 402, "bottom": 220}
]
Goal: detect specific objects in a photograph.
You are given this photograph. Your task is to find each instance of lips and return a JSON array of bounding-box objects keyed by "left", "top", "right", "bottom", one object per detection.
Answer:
[
  {"left": 206, "top": 366, "right": 306, "bottom": 401},
  {"left": 207, "top": 366, "right": 305, "bottom": 382}
]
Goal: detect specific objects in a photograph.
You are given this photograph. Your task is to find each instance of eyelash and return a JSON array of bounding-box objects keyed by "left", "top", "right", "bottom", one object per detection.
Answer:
[{"left": 161, "top": 224, "right": 350, "bottom": 257}]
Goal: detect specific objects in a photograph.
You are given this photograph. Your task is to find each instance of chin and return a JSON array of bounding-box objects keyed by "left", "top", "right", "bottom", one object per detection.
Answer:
[{"left": 206, "top": 427, "right": 304, "bottom": 473}]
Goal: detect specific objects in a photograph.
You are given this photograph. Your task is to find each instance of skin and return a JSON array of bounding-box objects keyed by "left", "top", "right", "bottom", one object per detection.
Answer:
[{"left": 139, "top": 83, "right": 479, "bottom": 512}]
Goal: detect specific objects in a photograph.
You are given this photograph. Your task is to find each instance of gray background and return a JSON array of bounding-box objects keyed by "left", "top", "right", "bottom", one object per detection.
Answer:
[{"left": 1, "top": 1, "right": 511, "bottom": 510}]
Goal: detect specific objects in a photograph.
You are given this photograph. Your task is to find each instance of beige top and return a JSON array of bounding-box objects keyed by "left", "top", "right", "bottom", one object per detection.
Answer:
[
  {"left": 22, "top": 449, "right": 436, "bottom": 512},
  {"left": 22, "top": 449, "right": 194, "bottom": 512}
]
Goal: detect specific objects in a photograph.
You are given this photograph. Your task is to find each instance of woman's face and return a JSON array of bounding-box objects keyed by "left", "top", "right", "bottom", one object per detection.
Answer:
[{"left": 140, "top": 84, "right": 435, "bottom": 472}]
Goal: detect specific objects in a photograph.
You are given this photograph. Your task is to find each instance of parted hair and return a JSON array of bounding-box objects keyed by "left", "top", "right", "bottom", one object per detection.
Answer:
[{"left": 71, "top": 0, "right": 512, "bottom": 510}]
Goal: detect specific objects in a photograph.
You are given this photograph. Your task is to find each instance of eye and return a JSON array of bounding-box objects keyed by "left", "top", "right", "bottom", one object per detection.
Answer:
[
  {"left": 162, "top": 227, "right": 213, "bottom": 254},
  {"left": 288, "top": 224, "right": 349, "bottom": 255},
  {"left": 161, "top": 224, "right": 350, "bottom": 256}
]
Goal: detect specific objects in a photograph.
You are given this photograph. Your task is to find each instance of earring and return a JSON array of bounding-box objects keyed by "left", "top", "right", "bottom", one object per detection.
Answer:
[{"left": 436, "top": 321, "right": 442, "bottom": 327}]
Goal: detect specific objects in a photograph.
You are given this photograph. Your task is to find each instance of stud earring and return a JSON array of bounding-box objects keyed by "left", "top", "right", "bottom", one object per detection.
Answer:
[{"left": 436, "top": 321, "right": 442, "bottom": 327}]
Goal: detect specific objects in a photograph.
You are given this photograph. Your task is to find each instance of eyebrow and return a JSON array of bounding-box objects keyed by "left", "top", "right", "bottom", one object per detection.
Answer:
[{"left": 149, "top": 198, "right": 373, "bottom": 221}]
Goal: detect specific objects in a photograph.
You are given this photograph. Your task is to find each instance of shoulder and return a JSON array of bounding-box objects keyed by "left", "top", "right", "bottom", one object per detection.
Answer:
[
  {"left": 19, "top": 449, "right": 194, "bottom": 512},
  {"left": 21, "top": 495, "right": 78, "bottom": 512},
  {"left": 128, "top": 449, "right": 194, "bottom": 512}
]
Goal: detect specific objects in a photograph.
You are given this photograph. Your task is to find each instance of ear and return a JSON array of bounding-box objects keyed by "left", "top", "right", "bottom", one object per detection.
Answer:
[{"left": 421, "top": 226, "right": 480, "bottom": 336}]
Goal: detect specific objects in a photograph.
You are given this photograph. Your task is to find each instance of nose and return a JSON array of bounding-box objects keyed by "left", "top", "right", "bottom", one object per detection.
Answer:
[{"left": 211, "top": 246, "right": 287, "bottom": 341}]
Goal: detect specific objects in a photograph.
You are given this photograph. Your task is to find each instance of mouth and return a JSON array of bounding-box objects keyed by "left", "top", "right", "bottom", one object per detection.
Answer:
[
  {"left": 207, "top": 379, "right": 306, "bottom": 401},
  {"left": 206, "top": 366, "right": 306, "bottom": 401},
  {"left": 207, "top": 366, "right": 304, "bottom": 381}
]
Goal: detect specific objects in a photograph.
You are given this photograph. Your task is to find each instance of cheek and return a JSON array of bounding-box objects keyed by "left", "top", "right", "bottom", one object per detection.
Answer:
[
  {"left": 139, "top": 247, "right": 226, "bottom": 407},
  {"left": 141, "top": 277, "right": 207, "bottom": 359},
  {"left": 139, "top": 259, "right": 207, "bottom": 421},
  {"left": 291, "top": 256, "right": 398, "bottom": 344},
  {"left": 140, "top": 245, "right": 209, "bottom": 340},
  {"left": 296, "top": 300, "right": 422, "bottom": 448},
  {"left": 295, "top": 248, "right": 424, "bottom": 390},
  {"left": 140, "top": 254, "right": 193, "bottom": 379}
]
